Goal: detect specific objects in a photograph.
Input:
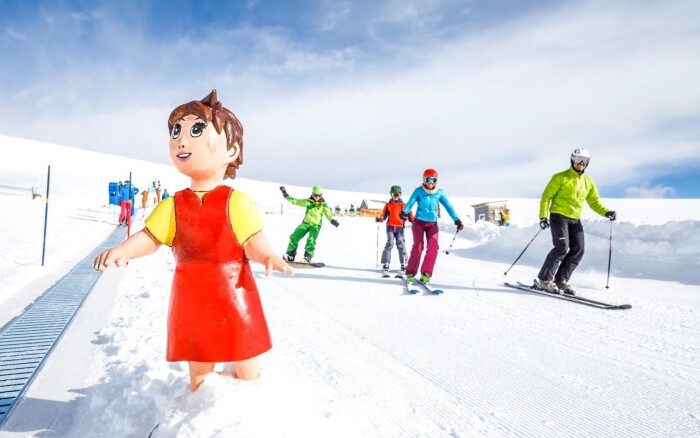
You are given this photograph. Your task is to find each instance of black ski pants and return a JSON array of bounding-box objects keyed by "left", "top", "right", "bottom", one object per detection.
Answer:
[{"left": 537, "top": 213, "right": 585, "bottom": 282}]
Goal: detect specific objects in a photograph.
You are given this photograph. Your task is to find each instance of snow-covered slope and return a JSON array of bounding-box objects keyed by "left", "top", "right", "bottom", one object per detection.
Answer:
[{"left": 1, "top": 135, "right": 699, "bottom": 437}]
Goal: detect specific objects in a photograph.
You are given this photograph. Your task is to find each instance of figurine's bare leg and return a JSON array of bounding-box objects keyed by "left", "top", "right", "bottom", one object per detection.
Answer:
[
  {"left": 188, "top": 361, "right": 215, "bottom": 391},
  {"left": 233, "top": 357, "right": 260, "bottom": 381}
]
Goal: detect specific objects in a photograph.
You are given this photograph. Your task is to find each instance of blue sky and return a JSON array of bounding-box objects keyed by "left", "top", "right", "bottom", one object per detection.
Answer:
[{"left": 1, "top": 0, "right": 699, "bottom": 198}]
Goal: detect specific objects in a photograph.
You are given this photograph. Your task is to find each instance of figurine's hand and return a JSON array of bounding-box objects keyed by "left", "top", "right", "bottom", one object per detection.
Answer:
[
  {"left": 399, "top": 212, "right": 409, "bottom": 221},
  {"left": 280, "top": 186, "right": 289, "bottom": 198},
  {"left": 375, "top": 216, "right": 383, "bottom": 223},
  {"left": 93, "top": 247, "right": 130, "bottom": 271},
  {"left": 455, "top": 219, "right": 464, "bottom": 231},
  {"left": 264, "top": 256, "right": 294, "bottom": 277},
  {"left": 605, "top": 210, "right": 617, "bottom": 221},
  {"left": 331, "top": 219, "right": 339, "bottom": 227}
]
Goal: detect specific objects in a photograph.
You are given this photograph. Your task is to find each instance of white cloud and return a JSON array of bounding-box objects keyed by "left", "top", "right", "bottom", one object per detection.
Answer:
[
  {"left": 3, "top": 27, "right": 26, "bottom": 41},
  {"left": 625, "top": 185, "right": 677, "bottom": 199}
]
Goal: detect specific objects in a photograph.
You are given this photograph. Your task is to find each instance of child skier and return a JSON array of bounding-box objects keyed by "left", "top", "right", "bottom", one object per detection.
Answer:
[
  {"left": 280, "top": 185, "right": 339, "bottom": 263},
  {"left": 400, "top": 169, "right": 463, "bottom": 284},
  {"left": 376, "top": 185, "right": 413, "bottom": 277},
  {"left": 94, "top": 90, "right": 293, "bottom": 391},
  {"left": 536, "top": 147, "right": 616, "bottom": 295}
]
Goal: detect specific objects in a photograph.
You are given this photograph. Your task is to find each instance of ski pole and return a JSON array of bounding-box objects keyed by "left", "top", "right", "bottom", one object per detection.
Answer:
[
  {"left": 504, "top": 228, "right": 543, "bottom": 276},
  {"left": 605, "top": 219, "right": 613, "bottom": 289},
  {"left": 445, "top": 230, "right": 460, "bottom": 255},
  {"left": 376, "top": 222, "right": 380, "bottom": 268}
]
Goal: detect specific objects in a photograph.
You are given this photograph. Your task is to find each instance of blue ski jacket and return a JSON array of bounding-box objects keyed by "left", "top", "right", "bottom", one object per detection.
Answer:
[{"left": 402, "top": 186, "right": 459, "bottom": 223}]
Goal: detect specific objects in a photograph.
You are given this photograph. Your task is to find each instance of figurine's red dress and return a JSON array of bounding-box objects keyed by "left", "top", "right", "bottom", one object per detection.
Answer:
[{"left": 167, "top": 186, "right": 272, "bottom": 362}]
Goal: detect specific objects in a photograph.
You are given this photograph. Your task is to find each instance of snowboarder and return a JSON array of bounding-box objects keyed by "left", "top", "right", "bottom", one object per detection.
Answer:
[
  {"left": 161, "top": 188, "right": 170, "bottom": 200},
  {"left": 94, "top": 90, "right": 293, "bottom": 392},
  {"left": 536, "top": 147, "right": 616, "bottom": 295},
  {"left": 400, "top": 169, "right": 463, "bottom": 284},
  {"left": 281, "top": 185, "right": 339, "bottom": 263},
  {"left": 376, "top": 185, "right": 413, "bottom": 277}
]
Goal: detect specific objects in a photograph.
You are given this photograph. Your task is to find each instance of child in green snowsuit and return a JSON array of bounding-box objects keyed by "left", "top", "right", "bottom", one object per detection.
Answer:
[{"left": 280, "top": 185, "right": 339, "bottom": 262}]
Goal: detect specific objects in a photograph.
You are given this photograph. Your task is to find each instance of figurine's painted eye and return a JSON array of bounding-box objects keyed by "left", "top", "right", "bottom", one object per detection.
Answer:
[
  {"left": 172, "top": 123, "right": 181, "bottom": 139},
  {"left": 191, "top": 122, "right": 206, "bottom": 137}
]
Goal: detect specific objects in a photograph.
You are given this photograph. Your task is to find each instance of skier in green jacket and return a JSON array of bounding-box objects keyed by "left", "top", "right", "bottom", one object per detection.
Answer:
[
  {"left": 536, "top": 148, "right": 616, "bottom": 295},
  {"left": 280, "top": 185, "right": 339, "bottom": 263}
]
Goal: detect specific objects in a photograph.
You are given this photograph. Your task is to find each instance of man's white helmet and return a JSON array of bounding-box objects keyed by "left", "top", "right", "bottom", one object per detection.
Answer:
[{"left": 570, "top": 147, "right": 591, "bottom": 167}]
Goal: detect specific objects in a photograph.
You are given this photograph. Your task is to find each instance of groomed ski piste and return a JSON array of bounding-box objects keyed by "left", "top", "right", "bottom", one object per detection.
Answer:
[{"left": 1, "top": 137, "right": 700, "bottom": 437}]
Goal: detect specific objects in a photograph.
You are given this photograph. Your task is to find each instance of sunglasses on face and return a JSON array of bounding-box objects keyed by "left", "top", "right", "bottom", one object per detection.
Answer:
[
  {"left": 312, "top": 194, "right": 322, "bottom": 198},
  {"left": 424, "top": 177, "right": 437, "bottom": 183},
  {"left": 572, "top": 157, "right": 589, "bottom": 166}
]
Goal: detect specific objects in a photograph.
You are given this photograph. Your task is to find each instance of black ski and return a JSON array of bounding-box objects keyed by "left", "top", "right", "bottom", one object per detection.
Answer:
[
  {"left": 416, "top": 279, "right": 443, "bottom": 295},
  {"left": 503, "top": 282, "right": 631, "bottom": 310},
  {"left": 287, "top": 261, "right": 325, "bottom": 268}
]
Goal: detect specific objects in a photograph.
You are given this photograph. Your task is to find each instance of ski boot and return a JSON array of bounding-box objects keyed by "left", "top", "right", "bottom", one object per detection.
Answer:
[
  {"left": 555, "top": 279, "right": 576, "bottom": 296},
  {"left": 399, "top": 265, "right": 406, "bottom": 276},
  {"left": 406, "top": 274, "right": 415, "bottom": 284},
  {"left": 284, "top": 251, "right": 296, "bottom": 262},
  {"left": 382, "top": 263, "right": 390, "bottom": 278},
  {"left": 420, "top": 273, "right": 431, "bottom": 284},
  {"left": 534, "top": 278, "right": 561, "bottom": 294}
]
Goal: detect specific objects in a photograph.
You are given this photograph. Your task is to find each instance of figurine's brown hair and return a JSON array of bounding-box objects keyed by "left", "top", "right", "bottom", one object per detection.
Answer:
[{"left": 168, "top": 89, "right": 244, "bottom": 179}]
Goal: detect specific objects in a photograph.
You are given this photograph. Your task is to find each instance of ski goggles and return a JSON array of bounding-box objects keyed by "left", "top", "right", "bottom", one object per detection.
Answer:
[
  {"left": 424, "top": 177, "right": 437, "bottom": 183},
  {"left": 572, "top": 157, "right": 589, "bottom": 166}
]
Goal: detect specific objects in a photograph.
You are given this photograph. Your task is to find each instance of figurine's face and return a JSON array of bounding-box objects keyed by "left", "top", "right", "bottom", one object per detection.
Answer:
[{"left": 169, "top": 114, "right": 238, "bottom": 180}]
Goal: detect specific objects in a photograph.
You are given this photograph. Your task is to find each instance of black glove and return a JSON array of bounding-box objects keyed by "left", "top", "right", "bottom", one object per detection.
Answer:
[
  {"left": 605, "top": 210, "right": 617, "bottom": 221},
  {"left": 399, "top": 212, "right": 409, "bottom": 221},
  {"left": 375, "top": 216, "right": 383, "bottom": 223},
  {"left": 280, "top": 186, "right": 288, "bottom": 197},
  {"left": 331, "top": 219, "right": 339, "bottom": 227},
  {"left": 540, "top": 218, "right": 550, "bottom": 229},
  {"left": 455, "top": 219, "right": 464, "bottom": 231}
]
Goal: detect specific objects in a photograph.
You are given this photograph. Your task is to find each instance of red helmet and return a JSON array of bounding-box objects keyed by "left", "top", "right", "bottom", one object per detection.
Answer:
[{"left": 423, "top": 168, "right": 438, "bottom": 179}]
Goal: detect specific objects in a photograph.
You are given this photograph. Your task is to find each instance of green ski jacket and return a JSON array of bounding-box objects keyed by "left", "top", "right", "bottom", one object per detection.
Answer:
[
  {"left": 285, "top": 196, "right": 333, "bottom": 226},
  {"left": 539, "top": 167, "right": 608, "bottom": 220}
]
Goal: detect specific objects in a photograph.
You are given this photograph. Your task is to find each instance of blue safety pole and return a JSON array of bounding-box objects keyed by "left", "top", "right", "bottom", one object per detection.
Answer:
[
  {"left": 127, "top": 172, "right": 132, "bottom": 237},
  {"left": 41, "top": 165, "right": 51, "bottom": 266}
]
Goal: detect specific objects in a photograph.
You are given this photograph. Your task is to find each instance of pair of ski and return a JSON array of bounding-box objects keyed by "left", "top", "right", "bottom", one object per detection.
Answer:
[
  {"left": 402, "top": 276, "right": 443, "bottom": 295},
  {"left": 503, "top": 281, "right": 631, "bottom": 310}
]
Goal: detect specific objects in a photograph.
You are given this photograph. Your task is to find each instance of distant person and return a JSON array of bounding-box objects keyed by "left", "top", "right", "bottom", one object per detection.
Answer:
[
  {"left": 31, "top": 185, "right": 41, "bottom": 200},
  {"left": 501, "top": 208, "right": 510, "bottom": 227},
  {"left": 535, "top": 148, "right": 616, "bottom": 295},
  {"left": 94, "top": 90, "right": 292, "bottom": 392},
  {"left": 141, "top": 189, "right": 149, "bottom": 209},
  {"left": 400, "top": 169, "right": 463, "bottom": 285},
  {"left": 155, "top": 181, "right": 162, "bottom": 204},
  {"left": 161, "top": 188, "right": 170, "bottom": 200},
  {"left": 280, "top": 185, "right": 339, "bottom": 263},
  {"left": 376, "top": 185, "right": 413, "bottom": 277},
  {"left": 117, "top": 180, "right": 136, "bottom": 226}
]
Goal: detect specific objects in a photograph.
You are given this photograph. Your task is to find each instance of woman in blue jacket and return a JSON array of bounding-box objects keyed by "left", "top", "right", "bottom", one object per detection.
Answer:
[{"left": 400, "top": 169, "right": 463, "bottom": 284}]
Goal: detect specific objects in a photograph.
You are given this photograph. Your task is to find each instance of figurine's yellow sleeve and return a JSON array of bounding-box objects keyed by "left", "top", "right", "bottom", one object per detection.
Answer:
[
  {"left": 229, "top": 191, "right": 263, "bottom": 245},
  {"left": 144, "top": 190, "right": 262, "bottom": 247},
  {"left": 144, "top": 196, "right": 176, "bottom": 246}
]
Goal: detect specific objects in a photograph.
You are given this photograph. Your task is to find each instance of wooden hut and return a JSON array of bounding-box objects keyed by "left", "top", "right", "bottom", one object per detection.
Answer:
[
  {"left": 471, "top": 200, "right": 509, "bottom": 225},
  {"left": 359, "top": 200, "right": 385, "bottom": 218}
]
